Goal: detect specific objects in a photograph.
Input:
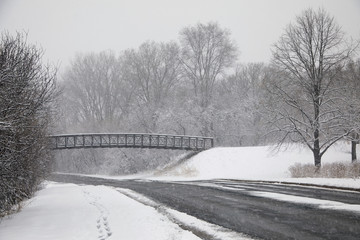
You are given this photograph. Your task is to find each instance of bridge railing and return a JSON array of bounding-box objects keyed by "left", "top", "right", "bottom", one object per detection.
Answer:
[{"left": 48, "top": 133, "right": 214, "bottom": 151}]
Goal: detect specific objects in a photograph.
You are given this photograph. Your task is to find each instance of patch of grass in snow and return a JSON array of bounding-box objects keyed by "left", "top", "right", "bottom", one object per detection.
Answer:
[
  {"left": 154, "top": 151, "right": 201, "bottom": 176},
  {"left": 289, "top": 162, "right": 360, "bottom": 178},
  {"left": 156, "top": 165, "right": 199, "bottom": 177}
]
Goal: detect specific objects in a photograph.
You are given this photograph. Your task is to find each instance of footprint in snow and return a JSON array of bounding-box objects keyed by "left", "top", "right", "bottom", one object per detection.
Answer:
[{"left": 82, "top": 189, "right": 113, "bottom": 239}]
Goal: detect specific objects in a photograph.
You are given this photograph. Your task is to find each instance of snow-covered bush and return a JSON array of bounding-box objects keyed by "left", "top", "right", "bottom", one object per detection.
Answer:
[{"left": 0, "top": 32, "right": 57, "bottom": 216}]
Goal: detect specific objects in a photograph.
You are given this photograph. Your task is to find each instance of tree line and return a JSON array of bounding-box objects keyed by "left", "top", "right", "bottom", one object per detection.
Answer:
[{"left": 56, "top": 8, "right": 359, "bottom": 174}]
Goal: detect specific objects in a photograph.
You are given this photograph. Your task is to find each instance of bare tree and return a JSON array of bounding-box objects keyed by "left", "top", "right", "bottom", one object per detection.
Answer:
[
  {"left": 61, "top": 51, "right": 134, "bottom": 132},
  {"left": 122, "top": 41, "right": 181, "bottom": 132},
  {"left": 179, "top": 22, "right": 237, "bottom": 109},
  {"left": 124, "top": 41, "right": 181, "bottom": 106},
  {"left": 270, "top": 8, "right": 358, "bottom": 166},
  {"left": 179, "top": 22, "right": 237, "bottom": 137}
]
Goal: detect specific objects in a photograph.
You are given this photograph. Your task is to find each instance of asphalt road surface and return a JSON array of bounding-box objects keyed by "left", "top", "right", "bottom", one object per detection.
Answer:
[{"left": 49, "top": 173, "right": 360, "bottom": 240}]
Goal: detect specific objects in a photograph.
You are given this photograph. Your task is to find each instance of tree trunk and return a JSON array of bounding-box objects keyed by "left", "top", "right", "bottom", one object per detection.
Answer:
[
  {"left": 313, "top": 83, "right": 322, "bottom": 169},
  {"left": 313, "top": 147, "right": 321, "bottom": 167},
  {"left": 313, "top": 147, "right": 321, "bottom": 174},
  {"left": 351, "top": 140, "right": 357, "bottom": 162},
  {"left": 313, "top": 111, "right": 321, "bottom": 167},
  {"left": 313, "top": 130, "right": 321, "bottom": 167}
]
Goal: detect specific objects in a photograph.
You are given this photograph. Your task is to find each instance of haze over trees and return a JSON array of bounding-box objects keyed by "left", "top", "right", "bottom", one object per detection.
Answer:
[
  {"left": 54, "top": 9, "right": 359, "bottom": 173},
  {"left": 54, "top": 23, "right": 258, "bottom": 174}
]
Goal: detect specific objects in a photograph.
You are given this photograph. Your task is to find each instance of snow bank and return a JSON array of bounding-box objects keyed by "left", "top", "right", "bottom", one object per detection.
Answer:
[{"left": 154, "top": 143, "right": 359, "bottom": 182}]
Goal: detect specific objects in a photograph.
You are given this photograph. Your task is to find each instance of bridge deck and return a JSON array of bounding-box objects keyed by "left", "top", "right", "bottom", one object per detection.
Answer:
[{"left": 49, "top": 133, "right": 214, "bottom": 151}]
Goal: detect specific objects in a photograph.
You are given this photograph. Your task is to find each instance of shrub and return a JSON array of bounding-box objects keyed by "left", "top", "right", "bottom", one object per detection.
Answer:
[{"left": 289, "top": 162, "right": 360, "bottom": 178}]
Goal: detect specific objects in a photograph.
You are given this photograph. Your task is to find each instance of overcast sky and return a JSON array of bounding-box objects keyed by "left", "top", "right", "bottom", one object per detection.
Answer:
[{"left": 0, "top": 0, "right": 359, "bottom": 71}]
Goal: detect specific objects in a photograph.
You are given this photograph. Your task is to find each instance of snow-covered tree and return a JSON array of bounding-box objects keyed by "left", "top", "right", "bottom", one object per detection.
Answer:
[
  {"left": 269, "top": 8, "right": 358, "bottom": 167},
  {"left": 179, "top": 22, "right": 237, "bottom": 136},
  {"left": 219, "top": 63, "right": 269, "bottom": 146},
  {"left": 122, "top": 41, "right": 182, "bottom": 132},
  {"left": 341, "top": 59, "right": 360, "bottom": 162},
  {"left": 61, "top": 51, "right": 134, "bottom": 132},
  {"left": 179, "top": 22, "right": 237, "bottom": 107}
]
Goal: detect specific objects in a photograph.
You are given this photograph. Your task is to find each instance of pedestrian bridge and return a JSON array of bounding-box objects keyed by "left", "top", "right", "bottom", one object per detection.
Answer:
[{"left": 49, "top": 133, "right": 214, "bottom": 151}]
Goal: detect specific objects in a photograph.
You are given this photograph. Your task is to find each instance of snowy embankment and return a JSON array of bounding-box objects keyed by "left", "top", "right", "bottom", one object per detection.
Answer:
[
  {"left": 55, "top": 142, "right": 360, "bottom": 188},
  {"left": 152, "top": 143, "right": 360, "bottom": 189}
]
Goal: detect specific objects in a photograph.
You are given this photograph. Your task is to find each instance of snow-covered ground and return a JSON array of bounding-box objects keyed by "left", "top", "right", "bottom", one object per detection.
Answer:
[
  {"left": 151, "top": 143, "right": 360, "bottom": 189},
  {"left": 1, "top": 143, "right": 359, "bottom": 239},
  {"left": 0, "top": 182, "right": 251, "bottom": 240},
  {"left": 155, "top": 143, "right": 354, "bottom": 178}
]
